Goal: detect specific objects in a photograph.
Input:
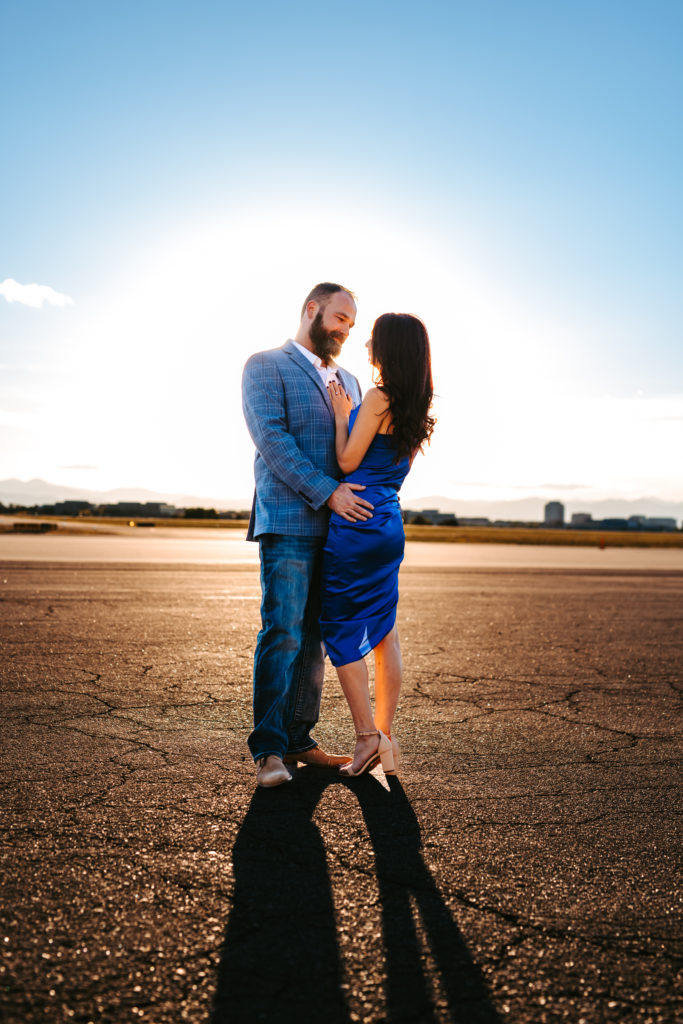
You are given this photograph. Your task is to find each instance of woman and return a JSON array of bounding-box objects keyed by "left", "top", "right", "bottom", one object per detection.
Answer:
[{"left": 321, "top": 313, "right": 435, "bottom": 776}]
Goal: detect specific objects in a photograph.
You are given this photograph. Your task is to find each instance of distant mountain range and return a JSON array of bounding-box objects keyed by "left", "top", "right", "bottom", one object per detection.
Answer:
[
  {"left": 1, "top": 478, "right": 681, "bottom": 524},
  {"left": 0, "top": 478, "right": 253, "bottom": 511}
]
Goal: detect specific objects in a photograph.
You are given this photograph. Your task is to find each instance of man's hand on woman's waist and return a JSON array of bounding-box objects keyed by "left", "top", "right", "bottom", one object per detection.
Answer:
[{"left": 327, "top": 483, "right": 374, "bottom": 523}]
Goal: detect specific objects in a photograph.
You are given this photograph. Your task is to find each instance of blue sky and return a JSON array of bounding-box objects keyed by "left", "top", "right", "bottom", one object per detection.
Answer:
[{"left": 2, "top": 0, "right": 681, "bottom": 506}]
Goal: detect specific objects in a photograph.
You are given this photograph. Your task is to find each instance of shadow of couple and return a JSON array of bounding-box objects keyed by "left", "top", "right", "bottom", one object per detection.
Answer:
[{"left": 211, "top": 770, "right": 500, "bottom": 1023}]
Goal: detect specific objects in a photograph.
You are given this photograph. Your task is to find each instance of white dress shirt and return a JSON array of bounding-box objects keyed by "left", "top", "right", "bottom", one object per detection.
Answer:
[{"left": 293, "top": 340, "right": 340, "bottom": 388}]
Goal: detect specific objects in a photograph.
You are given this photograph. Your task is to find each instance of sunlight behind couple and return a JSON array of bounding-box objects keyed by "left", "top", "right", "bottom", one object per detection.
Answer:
[{"left": 31, "top": 201, "right": 680, "bottom": 507}]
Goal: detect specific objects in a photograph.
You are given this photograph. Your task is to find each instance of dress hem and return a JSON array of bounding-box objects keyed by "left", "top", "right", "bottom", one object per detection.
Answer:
[{"left": 325, "top": 615, "right": 396, "bottom": 669}]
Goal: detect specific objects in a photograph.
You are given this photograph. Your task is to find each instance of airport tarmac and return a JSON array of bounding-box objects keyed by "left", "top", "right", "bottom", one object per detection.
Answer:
[
  {"left": 2, "top": 523, "right": 683, "bottom": 570},
  {"left": 1, "top": 540, "right": 681, "bottom": 1022}
]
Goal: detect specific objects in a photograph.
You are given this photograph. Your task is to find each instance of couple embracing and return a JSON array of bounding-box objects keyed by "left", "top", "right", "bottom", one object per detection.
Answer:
[{"left": 242, "top": 283, "right": 435, "bottom": 787}]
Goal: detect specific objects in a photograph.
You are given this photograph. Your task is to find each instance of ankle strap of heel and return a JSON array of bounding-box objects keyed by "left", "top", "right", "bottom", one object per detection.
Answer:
[{"left": 355, "top": 730, "right": 380, "bottom": 739}]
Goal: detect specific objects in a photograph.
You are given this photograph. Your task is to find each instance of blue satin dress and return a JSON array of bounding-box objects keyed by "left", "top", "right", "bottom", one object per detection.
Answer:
[{"left": 320, "top": 407, "right": 411, "bottom": 667}]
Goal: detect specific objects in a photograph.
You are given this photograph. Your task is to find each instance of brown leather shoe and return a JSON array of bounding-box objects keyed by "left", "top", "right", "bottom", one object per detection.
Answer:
[
  {"left": 255, "top": 755, "right": 292, "bottom": 787},
  {"left": 284, "top": 746, "right": 352, "bottom": 768}
]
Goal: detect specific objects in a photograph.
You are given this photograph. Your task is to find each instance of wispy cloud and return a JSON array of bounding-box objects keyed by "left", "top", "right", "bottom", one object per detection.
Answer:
[
  {"left": 0, "top": 278, "right": 74, "bottom": 308},
  {"left": 538, "top": 482, "right": 589, "bottom": 491},
  {"left": 0, "top": 362, "right": 49, "bottom": 373}
]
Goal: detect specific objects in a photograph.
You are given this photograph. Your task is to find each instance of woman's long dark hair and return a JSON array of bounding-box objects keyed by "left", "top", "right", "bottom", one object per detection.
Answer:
[{"left": 371, "top": 312, "right": 435, "bottom": 458}]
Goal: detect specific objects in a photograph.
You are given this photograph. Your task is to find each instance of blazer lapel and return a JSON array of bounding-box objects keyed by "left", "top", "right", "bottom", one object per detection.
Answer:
[
  {"left": 283, "top": 340, "right": 334, "bottom": 416},
  {"left": 336, "top": 366, "right": 360, "bottom": 406}
]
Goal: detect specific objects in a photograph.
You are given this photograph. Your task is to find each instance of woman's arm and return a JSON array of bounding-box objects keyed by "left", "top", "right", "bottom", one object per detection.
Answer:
[
  {"left": 331, "top": 385, "right": 353, "bottom": 467},
  {"left": 328, "top": 382, "right": 390, "bottom": 473}
]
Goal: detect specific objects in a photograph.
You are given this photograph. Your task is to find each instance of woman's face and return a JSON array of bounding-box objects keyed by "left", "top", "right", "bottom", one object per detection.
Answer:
[{"left": 365, "top": 336, "right": 376, "bottom": 367}]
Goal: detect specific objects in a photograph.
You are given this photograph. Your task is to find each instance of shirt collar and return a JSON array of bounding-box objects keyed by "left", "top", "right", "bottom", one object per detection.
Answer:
[{"left": 292, "top": 340, "right": 337, "bottom": 372}]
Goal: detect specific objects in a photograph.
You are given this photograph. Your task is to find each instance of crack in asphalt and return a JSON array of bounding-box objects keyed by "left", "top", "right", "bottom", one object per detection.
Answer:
[{"left": 3, "top": 563, "right": 681, "bottom": 1024}]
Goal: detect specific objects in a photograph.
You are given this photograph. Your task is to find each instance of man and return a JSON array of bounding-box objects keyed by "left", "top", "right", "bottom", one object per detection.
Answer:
[{"left": 242, "top": 283, "right": 374, "bottom": 787}]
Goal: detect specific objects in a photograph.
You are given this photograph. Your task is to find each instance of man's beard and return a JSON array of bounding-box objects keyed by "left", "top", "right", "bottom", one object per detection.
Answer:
[{"left": 309, "top": 310, "right": 344, "bottom": 362}]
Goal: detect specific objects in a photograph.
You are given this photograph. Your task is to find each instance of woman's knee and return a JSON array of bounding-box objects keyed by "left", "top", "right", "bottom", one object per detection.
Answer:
[{"left": 378, "top": 624, "right": 401, "bottom": 655}]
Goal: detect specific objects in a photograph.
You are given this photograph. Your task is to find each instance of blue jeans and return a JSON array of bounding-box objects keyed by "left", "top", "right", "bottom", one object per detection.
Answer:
[{"left": 248, "top": 534, "right": 326, "bottom": 762}]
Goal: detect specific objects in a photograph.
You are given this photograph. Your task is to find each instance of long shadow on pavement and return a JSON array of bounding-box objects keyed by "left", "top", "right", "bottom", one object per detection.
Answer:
[
  {"left": 211, "top": 769, "right": 499, "bottom": 1023},
  {"left": 356, "top": 774, "right": 500, "bottom": 1023},
  {"left": 211, "top": 770, "right": 349, "bottom": 1023}
]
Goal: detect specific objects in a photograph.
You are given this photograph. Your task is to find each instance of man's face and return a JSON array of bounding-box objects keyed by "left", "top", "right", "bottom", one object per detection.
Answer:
[{"left": 308, "top": 292, "right": 357, "bottom": 362}]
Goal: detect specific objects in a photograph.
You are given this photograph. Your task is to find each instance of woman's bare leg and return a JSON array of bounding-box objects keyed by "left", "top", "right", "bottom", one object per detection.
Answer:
[
  {"left": 336, "top": 658, "right": 380, "bottom": 771},
  {"left": 373, "top": 624, "right": 402, "bottom": 736}
]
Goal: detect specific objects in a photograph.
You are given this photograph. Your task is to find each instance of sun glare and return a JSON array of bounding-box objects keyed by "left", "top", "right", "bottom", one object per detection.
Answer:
[{"left": 27, "top": 202, "right": 683, "bottom": 505}]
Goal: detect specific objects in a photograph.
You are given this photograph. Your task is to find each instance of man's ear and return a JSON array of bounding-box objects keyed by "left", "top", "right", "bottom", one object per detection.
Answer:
[{"left": 306, "top": 300, "right": 319, "bottom": 320}]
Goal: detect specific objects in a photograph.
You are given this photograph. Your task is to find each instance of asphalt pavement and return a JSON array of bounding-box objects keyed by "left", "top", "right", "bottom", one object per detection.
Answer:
[{"left": 1, "top": 558, "right": 681, "bottom": 1023}]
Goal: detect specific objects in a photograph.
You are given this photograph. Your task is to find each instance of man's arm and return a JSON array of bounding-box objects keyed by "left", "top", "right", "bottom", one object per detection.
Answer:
[
  {"left": 242, "top": 354, "right": 373, "bottom": 522},
  {"left": 242, "top": 353, "right": 341, "bottom": 510},
  {"left": 327, "top": 482, "right": 373, "bottom": 522}
]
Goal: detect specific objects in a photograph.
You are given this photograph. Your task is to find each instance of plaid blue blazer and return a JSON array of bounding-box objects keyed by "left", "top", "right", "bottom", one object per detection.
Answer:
[{"left": 242, "top": 340, "right": 362, "bottom": 539}]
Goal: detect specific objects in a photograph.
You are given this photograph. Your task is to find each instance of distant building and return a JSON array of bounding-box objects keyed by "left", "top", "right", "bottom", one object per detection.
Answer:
[
  {"left": 402, "top": 509, "right": 458, "bottom": 526},
  {"left": 217, "top": 510, "right": 251, "bottom": 520},
  {"left": 98, "top": 501, "right": 177, "bottom": 518},
  {"left": 645, "top": 517, "right": 677, "bottom": 531},
  {"left": 403, "top": 509, "right": 439, "bottom": 525},
  {"left": 54, "top": 500, "right": 93, "bottom": 515},
  {"left": 568, "top": 512, "right": 677, "bottom": 533},
  {"left": 600, "top": 518, "right": 629, "bottom": 531},
  {"left": 628, "top": 515, "right": 677, "bottom": 532},
  {"left": 544, "top": 501, "right": 565, "bottom": 526}
]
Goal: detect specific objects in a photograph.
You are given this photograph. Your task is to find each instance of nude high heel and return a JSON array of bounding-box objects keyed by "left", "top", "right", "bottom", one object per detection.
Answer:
[
  {"left": 384, "top": 732, "right": 400, "bottom": 775},
  {"left": 339, "top": 730, "right": 395, "bottom": 777}
]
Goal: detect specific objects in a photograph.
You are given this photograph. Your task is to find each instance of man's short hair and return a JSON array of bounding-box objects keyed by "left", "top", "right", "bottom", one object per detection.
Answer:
[{"left": 301, "top": 282, "right": 356, "bottom": 318}]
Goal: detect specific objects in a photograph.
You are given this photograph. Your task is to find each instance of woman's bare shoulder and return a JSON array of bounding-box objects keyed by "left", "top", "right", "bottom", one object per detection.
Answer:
[{"left": 362, "top": 387, "right": 390, "bottom": 409}]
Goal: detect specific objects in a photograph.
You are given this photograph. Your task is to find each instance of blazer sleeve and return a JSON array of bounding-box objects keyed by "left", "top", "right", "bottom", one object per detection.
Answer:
[{"left": 242, "top": 353, "right": 339, "bottom": 511}]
